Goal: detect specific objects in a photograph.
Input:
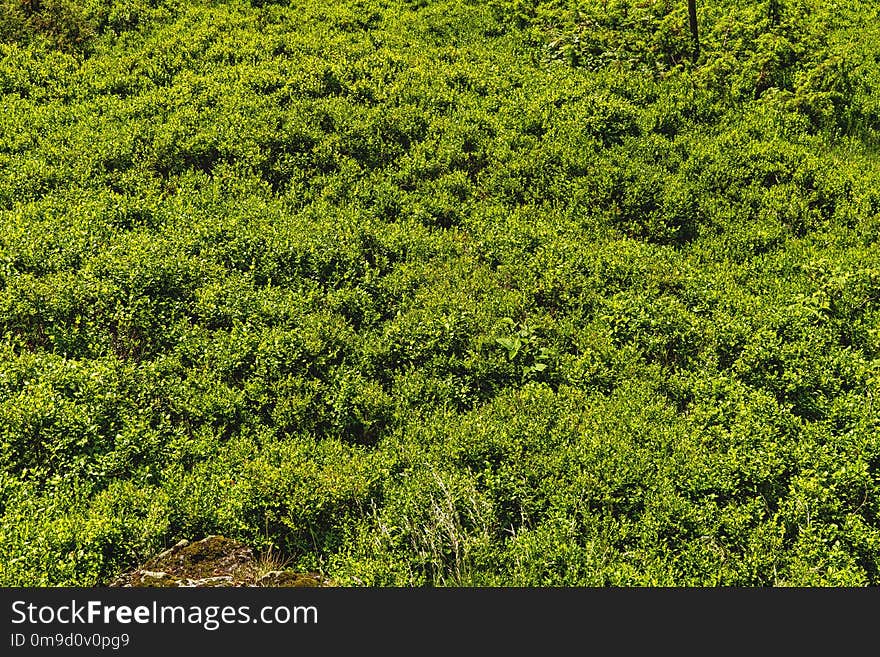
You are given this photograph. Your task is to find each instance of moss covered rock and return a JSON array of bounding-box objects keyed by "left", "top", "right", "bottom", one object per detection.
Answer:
[{"left": 108, "top": 536, "right": 331, "bottom": 587}]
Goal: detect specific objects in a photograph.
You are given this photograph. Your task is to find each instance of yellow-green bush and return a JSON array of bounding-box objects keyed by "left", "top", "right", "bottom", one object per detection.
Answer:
[{"left": 2, "top": 0, "right": 880, "bottom": 586}]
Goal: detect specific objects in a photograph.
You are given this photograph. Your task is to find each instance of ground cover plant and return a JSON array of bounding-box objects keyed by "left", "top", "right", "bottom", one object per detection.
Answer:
[{"left": 1, "top": 0, "right": 880, "bottom": 586}]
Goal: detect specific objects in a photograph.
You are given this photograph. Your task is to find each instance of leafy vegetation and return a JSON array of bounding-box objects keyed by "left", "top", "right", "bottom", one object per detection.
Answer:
[{"left": 2, "top": 0, "right": 880, "bottom": 586}]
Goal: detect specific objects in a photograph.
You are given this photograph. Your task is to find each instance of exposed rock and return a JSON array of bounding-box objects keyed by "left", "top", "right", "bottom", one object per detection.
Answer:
[
  {"left": 108, "top": 535, "right": 332, "bottom": 588},
  {"left": 131, "top": 570, "right": 178, "bottom": 587}
]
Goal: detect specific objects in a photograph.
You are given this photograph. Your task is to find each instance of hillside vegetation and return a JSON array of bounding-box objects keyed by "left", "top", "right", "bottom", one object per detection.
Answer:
[{"left": 2, "top": 0, "right": 880, "bottom": 585}]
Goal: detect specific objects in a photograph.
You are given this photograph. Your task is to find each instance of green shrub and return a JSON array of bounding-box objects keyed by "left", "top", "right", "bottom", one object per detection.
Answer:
[{"left": 3, "top": 0, "right": 880, "bottom": 587}]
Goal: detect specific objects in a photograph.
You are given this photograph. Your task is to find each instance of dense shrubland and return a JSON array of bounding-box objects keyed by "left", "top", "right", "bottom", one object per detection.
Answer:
[{"left": 1, "top": 0, "right": 880, "bottom": 585}]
